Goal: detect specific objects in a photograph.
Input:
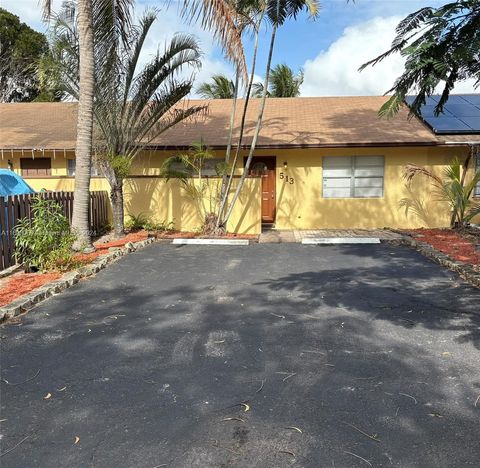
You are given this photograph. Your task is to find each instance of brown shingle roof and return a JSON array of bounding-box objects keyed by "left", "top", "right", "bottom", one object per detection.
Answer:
[{"left": 1, "top": 96, "right": 475, "bottom": 150}]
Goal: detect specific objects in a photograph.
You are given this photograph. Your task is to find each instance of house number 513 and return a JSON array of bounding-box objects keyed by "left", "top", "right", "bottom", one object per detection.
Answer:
[{"left": 279, "top": 172, "right": 294, "bottom": 184}]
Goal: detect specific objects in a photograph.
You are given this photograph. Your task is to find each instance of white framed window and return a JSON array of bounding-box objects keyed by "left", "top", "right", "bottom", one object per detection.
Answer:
[
  {"left": 67, "top": 159, "right": 99, "bottom": 176},
  {"left": 323, "top": 156, "right": 384, "bottom": 198}
]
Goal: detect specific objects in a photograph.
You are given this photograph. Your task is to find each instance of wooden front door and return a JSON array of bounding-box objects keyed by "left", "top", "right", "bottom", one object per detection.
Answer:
[{"left": 247, "top": 156, "right": 276, "bottom": 223}]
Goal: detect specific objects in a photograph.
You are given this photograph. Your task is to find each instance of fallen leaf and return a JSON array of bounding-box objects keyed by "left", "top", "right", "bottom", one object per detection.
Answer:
[
  {"left": 241, "top": 403, "right": 250, "bottom": 412},
  {"left": 74, "top": 436, "right": 80, "bottom": 445},
  {"left": 222, "top": 417, "right": 245, "bottom": 422},
  {"left": 43, "top": 393, "right": 52, "bottom": 400},
  {"left": 428, "top": 412, "right": 444, "bottom": 418},
  {"left": 57, "top": 387, "right": 67, "bottom": 392},
  {"left": 279, "top": 450, "right": 296, "bottom": 457},
  {"left": 442, "top": 352, "right": 452, "bottom": 357},
  {"left": 285, "top": 426, "right": 303, "bottom": 433}
]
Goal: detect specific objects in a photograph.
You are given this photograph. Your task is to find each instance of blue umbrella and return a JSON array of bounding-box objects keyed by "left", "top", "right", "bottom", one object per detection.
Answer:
[{"left": 0, "top": 169, "right": 35, "bottom": 197}]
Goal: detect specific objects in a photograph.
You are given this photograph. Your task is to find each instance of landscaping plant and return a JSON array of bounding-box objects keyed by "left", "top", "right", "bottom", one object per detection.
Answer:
[
  {"left": 14, "top": 196, "right": 77, "bottom": 271},
  {"left": 42, "top": 4, "right": 204, "bottom": 239},
  {"left": 162, "top": 141, "right": 228, "bottom": 235},
  {"left": 402, "top": 156, "right": 480, "bottom": 228}
]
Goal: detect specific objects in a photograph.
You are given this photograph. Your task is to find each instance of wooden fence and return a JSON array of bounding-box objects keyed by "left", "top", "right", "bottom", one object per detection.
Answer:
[{"left": 0, "top": 191, "right": 110, "bottom": 271}]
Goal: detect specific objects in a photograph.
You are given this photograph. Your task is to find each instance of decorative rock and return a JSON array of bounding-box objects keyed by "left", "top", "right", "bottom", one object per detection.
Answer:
[{"left": 387, "top": 235, "right": 479, "bottom": 289}]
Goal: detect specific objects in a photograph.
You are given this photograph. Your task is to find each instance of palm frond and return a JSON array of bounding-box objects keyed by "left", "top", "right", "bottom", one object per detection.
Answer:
[{"left": 182, "top": 0, "right": 247, "bottom": 80}]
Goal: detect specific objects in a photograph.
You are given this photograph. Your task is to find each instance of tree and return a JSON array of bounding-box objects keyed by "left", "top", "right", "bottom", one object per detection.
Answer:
[
  {"left": 47, "top": 6, "right": 205, "bottom": 237},
  {"left": 220, "top": 0, "right": 319, "bottom": 227},
  {"left": 197, "top": 74, "right": 236, "bottom": 98},
  {"left": 185, "top": 0, "right": 317, "bottom": 233},
  {"left": 360, "top": 1, "right": 480, "bottom": 117},
  {"left": 252, "top": 63, "right": 304, "bottom": 97},
  {"left": 42, "top": 0, "right": 133, "bottom": 249},
  {"left": 0, "top": 8, "right": 49, "bottom": 102}
]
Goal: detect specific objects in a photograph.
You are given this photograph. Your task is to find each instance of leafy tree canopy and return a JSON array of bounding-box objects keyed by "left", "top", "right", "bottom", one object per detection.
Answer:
[
  {"left": 0, "top": 8, "right": 51, "bottom": 102},
  {"left": 360, "top": 0, "right": 480, "bottom": 117}
]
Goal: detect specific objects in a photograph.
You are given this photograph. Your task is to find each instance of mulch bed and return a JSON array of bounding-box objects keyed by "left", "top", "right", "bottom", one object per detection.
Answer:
[
  {"left": 409, "top": 228, "right": 480, "bottom": 265},
  {"left": 0, "top": 272, "right": 61, "bottom": 307}
]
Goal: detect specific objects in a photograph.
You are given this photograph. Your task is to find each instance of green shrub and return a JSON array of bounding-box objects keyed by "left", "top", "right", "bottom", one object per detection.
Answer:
[
  {"left": 14, "top": 196, "right": 77, "bottom": 271},
  {"left": 125, "top": 213, "right": 149, "bottom": 231},
  {"left": 126, "top": 213, "right": 174, "bottom": 232}
]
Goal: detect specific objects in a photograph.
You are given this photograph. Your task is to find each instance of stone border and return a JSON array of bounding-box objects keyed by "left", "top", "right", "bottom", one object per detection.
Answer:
[
  {"left": 0, "top": 237, "right": 156, "bottom": 322},
  {"left": 386, "top": 234, "right": 480, "bottom": 288}
]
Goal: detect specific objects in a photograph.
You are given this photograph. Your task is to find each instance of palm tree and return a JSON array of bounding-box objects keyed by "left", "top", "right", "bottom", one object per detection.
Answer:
[
  {"left": 221, "top": 0, "right": 319, "bottom": 226},
  {"left": 197, "top": 74, "right": 236, "bottom": 99},
  {"left": 42, "top": 0, "right": 133, "bottom": 250},
  {"left": 252, "top": 63, "right": 303, "bottom": 97},
  {"left": 47, "top": 6, "right": 205, "bottom": 237},
  {"left": 401, "top": 156, "right": 480, "bottom": 228}
]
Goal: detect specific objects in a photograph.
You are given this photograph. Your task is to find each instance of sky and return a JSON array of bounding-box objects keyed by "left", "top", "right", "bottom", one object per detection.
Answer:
[{"left": 3, "top": 0, "right": 478, "bottom": 97}]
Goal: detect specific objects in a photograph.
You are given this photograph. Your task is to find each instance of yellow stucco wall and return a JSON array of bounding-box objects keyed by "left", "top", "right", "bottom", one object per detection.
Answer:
[
  {"left": 3, "top": 145, "right": 478, "bottom": 232},
  {"left": 123, "top": 177, "right": 261, "bottom": 234}
]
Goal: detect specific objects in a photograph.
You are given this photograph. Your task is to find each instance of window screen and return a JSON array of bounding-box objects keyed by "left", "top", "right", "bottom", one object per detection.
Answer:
[
  {"left": 67, "top": 159, "right": 99, "bottom": 176},
  {"left": 323, "top": 156, "right": 384, "bottom": 198}
]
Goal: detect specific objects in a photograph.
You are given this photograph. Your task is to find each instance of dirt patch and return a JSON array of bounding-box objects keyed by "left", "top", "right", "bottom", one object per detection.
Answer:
[{"left": 409, "top": 228, "right": 480, "bottom": 265}]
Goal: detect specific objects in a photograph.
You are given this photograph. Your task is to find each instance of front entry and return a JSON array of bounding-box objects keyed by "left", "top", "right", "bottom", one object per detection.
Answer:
[{"left": 246, "top": 156, "right": 276, "bottom": 224}]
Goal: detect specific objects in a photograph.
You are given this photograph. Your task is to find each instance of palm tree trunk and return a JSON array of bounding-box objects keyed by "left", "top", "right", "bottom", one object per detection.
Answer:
[
  {"left": 216, "top": 11, "right": 264, "bottom": 228},
  {"left": 222, "top": 22, "right": 277, "bottom": 225},
  {"left": 216, "top": 69, "right": 240, "bottom": 230},
  {"left": 110, "top": 180, "right": 125, "bottom": 238},
  {"left": 72, "top": 0, "right": 94, "bottom": 251}
]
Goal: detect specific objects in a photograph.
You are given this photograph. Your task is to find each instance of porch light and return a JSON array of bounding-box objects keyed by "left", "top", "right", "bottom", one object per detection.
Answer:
[{"left": 283, "top": 161, "right": 288, "bottom": 169}]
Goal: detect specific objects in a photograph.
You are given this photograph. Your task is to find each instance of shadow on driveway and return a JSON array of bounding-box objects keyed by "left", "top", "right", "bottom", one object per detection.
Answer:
[{"left": 1, "top": 243, "right": 479, "bottom": 467}]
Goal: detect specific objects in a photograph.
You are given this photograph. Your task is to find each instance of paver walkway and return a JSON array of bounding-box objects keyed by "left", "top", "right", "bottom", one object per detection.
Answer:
[
  {"left": 1, "top": 243, "right": 479, "bottom": 467},
  {"left": 258, "top": 229, "right": 403, "bottom": 243}
]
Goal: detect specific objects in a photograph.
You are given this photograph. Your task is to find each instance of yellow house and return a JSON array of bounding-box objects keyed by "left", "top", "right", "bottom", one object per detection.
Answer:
[{"left": 1, "top": 96, "right": 479, "bottom": 235}]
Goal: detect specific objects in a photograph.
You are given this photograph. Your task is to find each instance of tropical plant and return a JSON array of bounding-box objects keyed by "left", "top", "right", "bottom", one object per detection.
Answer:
[
  {"left": 360, "top": 1, "right": 480, "bottom": 117},
  {"left": 162, "top": 141, "right": 228, "bottom": 235},
  {"left": 44, "top": 5, "right": 204, "bottom": 238},
  {"left": 197, "top": 74, "right": 236, "bottom": 98},
  {"left": 401, "top": 156, "right": 480, "bottom": 227},
  {"left": 14, "top": 196, "right": 77, "bottom": 271},
  {"left": 0, "top": 8, "right": 52, "bottom": 102},
  {"left": 42, "top": 0, "right": 123, "bottom": 250},
  {"left": 252, "top": 63, "right": 304, "bottom": 97},
  {"left": 125, "top": 213, "right": 174, "bottom": 232}
]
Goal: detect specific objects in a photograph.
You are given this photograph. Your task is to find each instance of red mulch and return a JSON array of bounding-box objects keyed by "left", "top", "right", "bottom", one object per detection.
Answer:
[
  {"left": 0, "top": 272, "right": 61, "bottom": 307},
  {"left": 74, "top": 231, "right": 151, "bottom": 264},
  {"left": 409, "top": 229, "right": 480, "bottom": 265}
]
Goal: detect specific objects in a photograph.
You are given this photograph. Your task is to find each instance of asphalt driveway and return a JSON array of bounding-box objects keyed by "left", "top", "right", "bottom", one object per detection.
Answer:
[{"left": 1, "top": 243, "right": 479, "bottom": 467}]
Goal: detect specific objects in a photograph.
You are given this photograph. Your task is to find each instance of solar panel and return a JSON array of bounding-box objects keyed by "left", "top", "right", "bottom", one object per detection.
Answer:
[{"left": 405, "top": 94, "right": 480, "bottom": 134}]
